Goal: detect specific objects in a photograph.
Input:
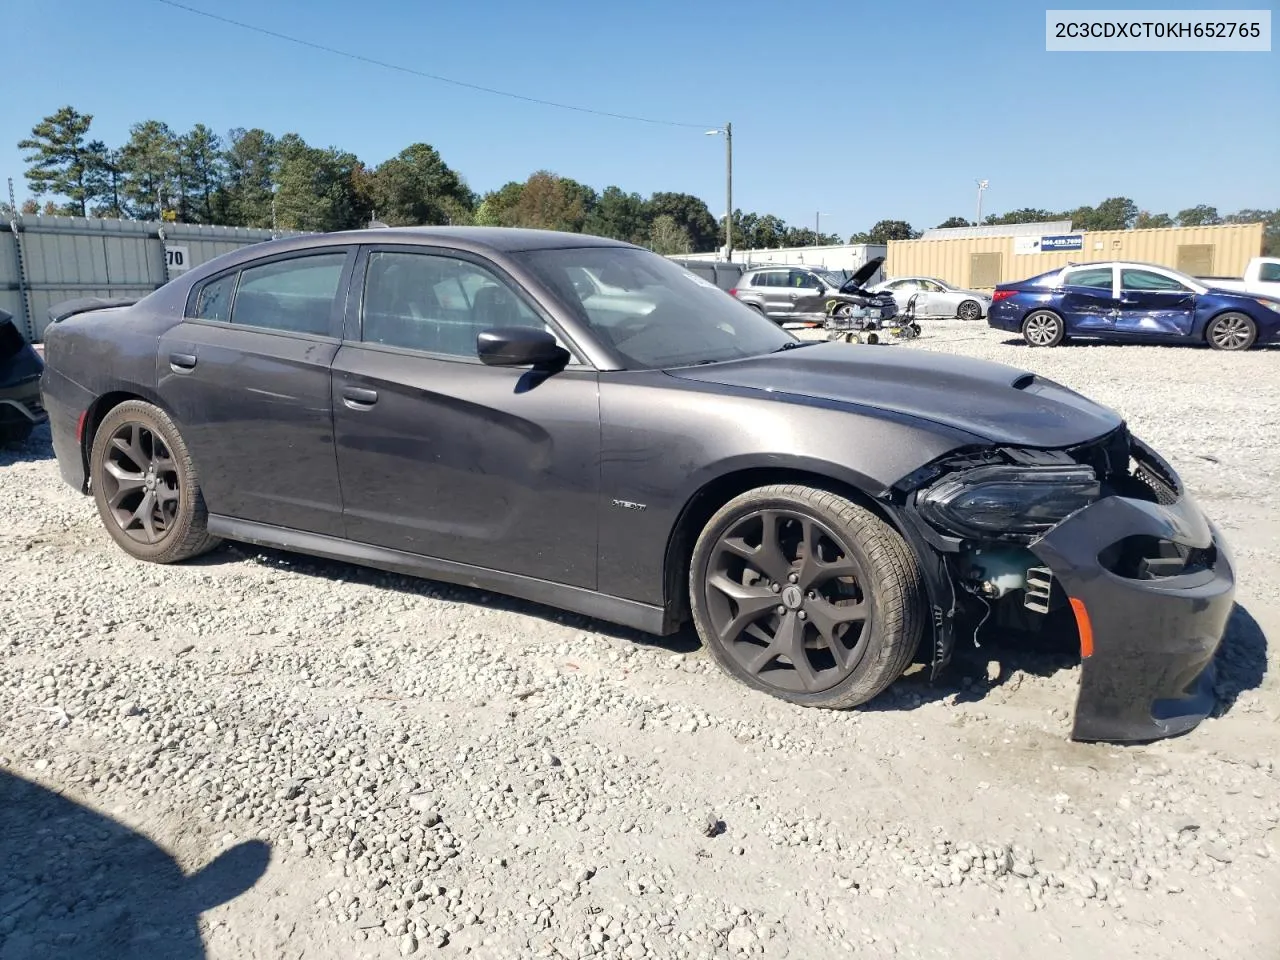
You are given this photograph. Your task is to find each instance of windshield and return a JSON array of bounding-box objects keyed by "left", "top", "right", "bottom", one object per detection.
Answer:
[
  {"left": 515, "top": 246, "right": 796, "bottom": 369},
  {"left": 814, "top": 270, "right": 845, "bottom": 288}
]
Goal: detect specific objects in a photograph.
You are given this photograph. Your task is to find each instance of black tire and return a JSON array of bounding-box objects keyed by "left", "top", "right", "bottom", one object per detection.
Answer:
[
  {"left": 957, "top": 299, "right": 982, "bottom": 321},
  {"left": 1205, "top": 312, "right": 1256, "bottom": 351},
  {"left": 1022, "top": 309, "right": 1065, "bottom": 347},
  {"left": 88, "top": 399, "right": 221, "bottom": 563},
  {"left": 0, "top": 421, "right": 34, "bottom": 447},
  {"left": 689, "top": 484, "right": 925, "bottom": 710}
]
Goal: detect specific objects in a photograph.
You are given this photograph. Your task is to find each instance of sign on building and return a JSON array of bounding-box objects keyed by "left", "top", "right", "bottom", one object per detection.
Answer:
[
  {"left": 165, "top": 245, "right": 192, "bottom": 274},
  {"left": 1014, "top": 234, "right": 1084, "bottom": 254},
  {"left": 1040, "top": 234, "right": 1083, "bottom": 251}
]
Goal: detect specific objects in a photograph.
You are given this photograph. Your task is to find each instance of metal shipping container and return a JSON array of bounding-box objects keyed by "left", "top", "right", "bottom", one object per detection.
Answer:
[
  {"left": 886, "top": 222, "right": 1265, "bottom": 291},
  {"left": 1, "top": 215, "right": 303, "bottom": 341}
]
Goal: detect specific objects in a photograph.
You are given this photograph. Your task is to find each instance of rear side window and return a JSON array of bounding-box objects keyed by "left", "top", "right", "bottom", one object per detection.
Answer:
[
  {"left": 230, "top": 253, "right": 347, "bottom": 335},
  {"left": 1063, "top": 267, "right": 1113, "bottom": 291},
  {"left": 193, "top": 273, "right": 236, "bottom": 321},
  {"left": 1258, "top": 262, "right": 1280, "bottom": 283}
]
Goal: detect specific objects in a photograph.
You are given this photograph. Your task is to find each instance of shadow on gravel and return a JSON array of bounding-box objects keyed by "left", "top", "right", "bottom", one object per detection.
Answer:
[
  {"left": 0, "top": 770, "right": 269, "bottom": 960},
  {"left": 1212, "top": 603, "right": 1268, "bottom": 715},
  {"left": 0, "top": 421, "right": 53, "bottom": 464},
  {"left": 208, "top": 542, "right": 703, "bottom": 655}
]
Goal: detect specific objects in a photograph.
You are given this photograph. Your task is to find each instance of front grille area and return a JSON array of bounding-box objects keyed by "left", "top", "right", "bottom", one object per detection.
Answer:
[
  {"left": 1099, "top": 534, "right": 1216, "bottom": 580},
  {"left": 1129, "top": 437, "right": 1182, "bottom": 505}
]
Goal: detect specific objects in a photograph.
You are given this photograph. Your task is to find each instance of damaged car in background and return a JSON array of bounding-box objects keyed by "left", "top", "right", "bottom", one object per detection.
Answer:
[{"left": 38, "top": 227, "right": 1235, "bottom": 743}]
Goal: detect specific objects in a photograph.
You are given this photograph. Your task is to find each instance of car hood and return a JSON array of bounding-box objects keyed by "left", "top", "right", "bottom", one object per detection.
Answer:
[
  {"left": 839, "top": 257, "right": 885, "bottom": 293},
  {"left": 666, "top": 341, "right": 1124, "bottom": 448}
]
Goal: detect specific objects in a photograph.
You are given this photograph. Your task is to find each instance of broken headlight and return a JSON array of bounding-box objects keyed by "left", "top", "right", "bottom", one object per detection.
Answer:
[{"left": 918, "top": 464, "right": 1100, "bottom": 540}]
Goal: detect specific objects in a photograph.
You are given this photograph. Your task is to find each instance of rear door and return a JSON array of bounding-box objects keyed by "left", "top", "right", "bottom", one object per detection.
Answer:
[
  {"left": 755, "top": 270, "right": 793, "bottom": 319},
  {"left": 1057, "top": 265, "right": 1118, "bottom": 335},
  {"left": 329, "top": 245, "right": 601, "bottom": 587},
  {"left": 1114, "top": 267, "right": 1198, "bottom": 338},
  {"left": 157, "top": 247, "right": 354, "bottom": 536}
]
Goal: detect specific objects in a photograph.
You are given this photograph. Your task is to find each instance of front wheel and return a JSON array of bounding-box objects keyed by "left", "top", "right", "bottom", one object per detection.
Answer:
[
  {"left": 689, "top": 484, "right": 925, "bottom": 709},
  {"left": 1022, "top": 310, "right": 1065, "bottom": 347},
  {"left": 89, "top": 400, "right": 221, "bottom": 563},
  {"left": 1205, "top": 312, "right": 1256, "bottom": 351},
  {"left": 957, "top": 299, "right": 982, "bottom": 321}
]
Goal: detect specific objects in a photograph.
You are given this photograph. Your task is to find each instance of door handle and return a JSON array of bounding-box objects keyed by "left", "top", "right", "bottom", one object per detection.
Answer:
[
  {"left": 169, "top": 352, "right": 197, "bottom": 371},
  {"left": 1119, "top": 298, "right": 1138, "bottom": 305},
  {"left": 341, "top": 386, "right": 379, "bottom": 409}
]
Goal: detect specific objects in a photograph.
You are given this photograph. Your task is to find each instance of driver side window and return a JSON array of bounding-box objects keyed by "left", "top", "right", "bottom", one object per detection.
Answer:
[{"left": 360, "top": 251, "right": 549, "bottom": 360}]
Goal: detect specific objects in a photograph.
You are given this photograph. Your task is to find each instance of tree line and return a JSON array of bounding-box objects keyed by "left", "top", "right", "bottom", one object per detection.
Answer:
[{"left": 7, "top": 106, "right": 1277, "bottom": 257}]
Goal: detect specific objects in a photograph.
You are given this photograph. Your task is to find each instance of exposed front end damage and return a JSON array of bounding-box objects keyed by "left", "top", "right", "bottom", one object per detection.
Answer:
[{"left": 890, "top": 426, "right": 1235, "bottom": 744}]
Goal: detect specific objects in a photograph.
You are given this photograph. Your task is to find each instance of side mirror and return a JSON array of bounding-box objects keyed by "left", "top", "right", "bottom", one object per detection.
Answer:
[{"left": 477, "top": 327, "right": 569, "bottom": 368}]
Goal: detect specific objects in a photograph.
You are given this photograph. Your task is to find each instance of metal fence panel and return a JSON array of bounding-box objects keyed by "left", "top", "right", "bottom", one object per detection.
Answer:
[{"left": 0, "top": 215, "right": 303, "bottom": 341}]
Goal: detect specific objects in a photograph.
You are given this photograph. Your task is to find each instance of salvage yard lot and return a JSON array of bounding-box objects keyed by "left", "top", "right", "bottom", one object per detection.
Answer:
[{"left": 1, "top": 320, "right": 1278, "bottom": 960}]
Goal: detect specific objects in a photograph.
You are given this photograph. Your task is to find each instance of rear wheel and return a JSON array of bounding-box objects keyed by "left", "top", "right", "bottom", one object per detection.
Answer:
[
  {"left": 1205, "top": 312, "right": 1256, "bottom": 351},
  {"left": 689, "top": 484, "right": 925, "bottom": 709},
  {"left": 957, "top": 299, "right": 981, "bottom": 321},
  {"left": 1022, "top": 310, "right": 1065, "bottom": 347},
  {"left": 88, "top": 400, "right": 221, "bottom": 563}
]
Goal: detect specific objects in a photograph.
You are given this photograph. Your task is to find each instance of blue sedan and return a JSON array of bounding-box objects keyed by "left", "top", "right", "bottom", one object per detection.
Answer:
[{"left": 987, "top": 261, "right": 1280, "bottom": 351}]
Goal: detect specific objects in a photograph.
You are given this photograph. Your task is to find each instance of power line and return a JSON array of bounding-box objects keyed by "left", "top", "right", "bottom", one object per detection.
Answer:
[{"left": 151, "top": 0, "right": 713, "bottom": 130}]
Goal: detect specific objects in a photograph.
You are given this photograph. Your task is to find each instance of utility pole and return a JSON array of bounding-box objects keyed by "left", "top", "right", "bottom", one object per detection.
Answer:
[
  {"left": 724, "top": 122, "right": 733, "bottom": 260},
  {"left": 705, "top": 122, "right": 734, "bottom": 259}
]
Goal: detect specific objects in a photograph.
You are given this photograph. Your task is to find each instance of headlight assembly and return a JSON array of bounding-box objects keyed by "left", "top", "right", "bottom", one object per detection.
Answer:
[
  {"left": 918, "top": 464, "right": 1100, "bottom": 539},
  {"left": 1253, "top": 298, "right": 1280, "bottom": 315}
]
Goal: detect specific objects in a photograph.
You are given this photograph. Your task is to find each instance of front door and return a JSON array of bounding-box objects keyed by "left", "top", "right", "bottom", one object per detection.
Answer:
[
  {"left": 1057, "top": 265, "right": 1118, "bottom": 336},
  {"left": 330, "top": 246, "right": 601, "bottom": 588},
  {"left": 157, "top": 247, "right": 354, "bottom": 536},
  {"left": 786, "top": 269, "right": 827, "bottom": 320},
  {"left": 1114, "top": 267, "right": 1198, "bottom": 338}
]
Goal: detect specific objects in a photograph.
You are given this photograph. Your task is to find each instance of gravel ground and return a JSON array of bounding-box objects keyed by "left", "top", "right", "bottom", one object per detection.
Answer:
[{"left": 2, "top": 320, "right": 1278, "bottom": 960}]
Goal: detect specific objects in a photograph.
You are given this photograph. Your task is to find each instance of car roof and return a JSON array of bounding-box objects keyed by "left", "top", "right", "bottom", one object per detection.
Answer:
[{"left": 227, "top": 226, "right": 636, "bottom": 260}]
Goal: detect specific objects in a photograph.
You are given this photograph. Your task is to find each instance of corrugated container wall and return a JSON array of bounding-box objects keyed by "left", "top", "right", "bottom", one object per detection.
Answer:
[
  {"left": 886, "top": 222, "right": 1265, "bottom": 290},
  {"left": 1, "top": 215, "right": 303, "bottom": 341}
]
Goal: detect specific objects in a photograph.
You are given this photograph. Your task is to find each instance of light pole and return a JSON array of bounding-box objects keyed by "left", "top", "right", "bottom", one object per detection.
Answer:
[
  {"left": 814, "top": 211, "right": 829, "bottom": 245},
  {"left": 705, "top": 123, "right": 733, "bottom": 259},
  {"left": 975, "top": 179, "right": 989, "bottom": 226}
]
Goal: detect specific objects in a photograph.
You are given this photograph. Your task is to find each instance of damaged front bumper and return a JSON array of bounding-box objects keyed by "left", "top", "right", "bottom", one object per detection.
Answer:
[
  {"left": 901, "top": 433, "right": 1236, "bottom": 744},
  {"left": 1030, "top": 464, "right": 1234, "bottom": 743}
]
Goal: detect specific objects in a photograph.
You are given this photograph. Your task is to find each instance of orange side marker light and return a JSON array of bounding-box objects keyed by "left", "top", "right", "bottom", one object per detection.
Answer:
[{"left": 1069, "top": 597, "right": 1094, "bottom": 658}]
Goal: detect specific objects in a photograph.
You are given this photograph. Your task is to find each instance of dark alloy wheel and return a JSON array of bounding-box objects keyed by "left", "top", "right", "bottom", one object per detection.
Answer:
[
  {"left": 957, "top": 299, "right": 981, "bottom": 321},
  {"left": 689, "top": 484, "right": 925, "bottom": 709},
  {"left": 1022, "top": 309, "right": 1065, "bottom": 347},
  {"left": 1205, "top": 312, "right": 1256, "bottom": 351},
  {"left": 89, "top": 400, "right": 221, "bottom": 563}
]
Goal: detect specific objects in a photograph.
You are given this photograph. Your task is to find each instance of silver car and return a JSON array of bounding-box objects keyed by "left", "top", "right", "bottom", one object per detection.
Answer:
[{"left": 870, "top": 276, "right": 992, "bottom": 320}]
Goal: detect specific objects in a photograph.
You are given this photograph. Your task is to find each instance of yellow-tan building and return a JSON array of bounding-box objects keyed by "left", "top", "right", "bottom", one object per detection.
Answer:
[{"left": 886, "top": 221, "right": 1264, "bottom": 291}]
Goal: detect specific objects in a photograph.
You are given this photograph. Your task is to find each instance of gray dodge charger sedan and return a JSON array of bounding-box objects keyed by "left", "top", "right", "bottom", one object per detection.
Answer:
[{"left": 39, "top": 227, "right": 1236, "bottom": 743}]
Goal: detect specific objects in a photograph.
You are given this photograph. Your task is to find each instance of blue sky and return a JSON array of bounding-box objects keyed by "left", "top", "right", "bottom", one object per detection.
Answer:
[{"left": 4, "top": 0, "right": 1277, "bottom": 236}]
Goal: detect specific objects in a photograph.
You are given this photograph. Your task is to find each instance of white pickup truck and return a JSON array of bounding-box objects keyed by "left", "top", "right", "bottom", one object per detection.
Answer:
[{"left": 1199, "top": 256, "right": 1280, "bottom": 296}]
